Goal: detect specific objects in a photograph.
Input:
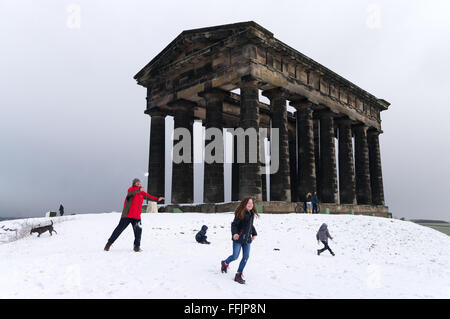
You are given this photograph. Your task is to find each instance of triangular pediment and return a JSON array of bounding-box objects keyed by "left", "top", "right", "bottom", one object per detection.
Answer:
[{"left": 134, "top": 21, "right": 272, "bottom": 82}]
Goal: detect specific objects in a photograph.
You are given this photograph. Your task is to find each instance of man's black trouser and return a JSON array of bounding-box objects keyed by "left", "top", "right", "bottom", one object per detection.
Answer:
[
  {"left": 108, "top": 217, "right": 142, "bottom": 247},
  {"left": 312, "top": 203, "right": 319, "bottom": 214},
  {"left": 318, "top": 240, "right": 334, "bottom": 255}
]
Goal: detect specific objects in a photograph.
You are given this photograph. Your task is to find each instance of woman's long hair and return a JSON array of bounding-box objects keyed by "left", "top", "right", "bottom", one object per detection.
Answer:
[{"left": 234, "top": 197, "right": 260, "bottom": 220}]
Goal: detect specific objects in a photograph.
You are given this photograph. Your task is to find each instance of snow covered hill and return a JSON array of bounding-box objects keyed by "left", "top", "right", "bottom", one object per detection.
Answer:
[{"left": 1, "top": 212, "right": 449, "bottom": 298}]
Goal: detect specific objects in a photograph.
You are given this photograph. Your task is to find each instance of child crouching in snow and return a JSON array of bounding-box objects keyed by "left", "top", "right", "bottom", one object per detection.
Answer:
[
  {"left": 316, "top": 223, "right": 335, "bottom": 256},
  {"left": 195, "top": 225, "right": 210, "bottom": 244}
]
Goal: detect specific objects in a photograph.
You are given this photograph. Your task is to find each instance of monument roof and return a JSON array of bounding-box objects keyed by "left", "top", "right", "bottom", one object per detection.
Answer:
[{"left": 134, "top": 21, "right": 390, "bottom": 110}]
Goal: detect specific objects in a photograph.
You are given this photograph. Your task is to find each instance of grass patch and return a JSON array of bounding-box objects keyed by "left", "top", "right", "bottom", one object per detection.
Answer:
[{"left": 414, "top": 222, "right": 450, "bottom": 236}]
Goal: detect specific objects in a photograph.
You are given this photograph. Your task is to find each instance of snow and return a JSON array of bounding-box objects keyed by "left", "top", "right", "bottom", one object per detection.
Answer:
[
  {"left": 0, "top": 212, "right": 449, "bottom": 298},
  {"left": 0, "top": 216, "right": 73, "bottom": 244}
]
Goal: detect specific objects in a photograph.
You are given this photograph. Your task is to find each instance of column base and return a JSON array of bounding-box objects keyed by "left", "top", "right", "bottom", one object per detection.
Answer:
[{"left": 151, "top": 201, "right": 391, "bottom": 217}]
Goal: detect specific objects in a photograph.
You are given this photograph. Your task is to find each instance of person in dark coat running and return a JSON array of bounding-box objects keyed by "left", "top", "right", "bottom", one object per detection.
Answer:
[
  {"left": 104, "top": 178, "right": 164, "bottom": 252},
  {"left": 221, "top": 197, "right": 259, "bottom": 284},
  {"left": 195, "top": 225, "right": 210, "bottom": 244},
  {"left": 316, "top": 223, "right": 335, "bottom": 256},
  {"left": 59, "top": 204, "right": 64, "bottom": 216}
]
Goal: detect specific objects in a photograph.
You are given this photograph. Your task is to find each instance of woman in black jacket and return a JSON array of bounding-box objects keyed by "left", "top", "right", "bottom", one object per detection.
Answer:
[{"left": 220, "top": 197, "right": 259, "bottom": 284}]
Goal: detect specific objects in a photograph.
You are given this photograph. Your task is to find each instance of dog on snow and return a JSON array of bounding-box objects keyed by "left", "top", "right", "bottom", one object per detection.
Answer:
[{"left": 30, "top": 220, "right": 57, "bottom": 237}]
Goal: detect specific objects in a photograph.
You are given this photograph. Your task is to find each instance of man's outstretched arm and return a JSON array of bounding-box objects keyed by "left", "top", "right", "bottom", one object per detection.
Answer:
[{"left": 143, "top": 191, "right": 163, "bottom": 201}]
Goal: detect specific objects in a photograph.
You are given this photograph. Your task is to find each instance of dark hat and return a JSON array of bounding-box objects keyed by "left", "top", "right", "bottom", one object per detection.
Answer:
[{"left": 132, "top": 178, "right": 141, "bottom": 186}]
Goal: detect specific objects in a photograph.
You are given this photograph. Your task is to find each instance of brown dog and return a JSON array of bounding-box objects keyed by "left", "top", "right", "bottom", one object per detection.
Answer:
[{"left": 30, "top": 220, "right": 57, "bottom": 237}]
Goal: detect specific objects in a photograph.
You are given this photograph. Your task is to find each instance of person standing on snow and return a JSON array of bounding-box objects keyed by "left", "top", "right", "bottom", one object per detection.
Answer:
[
  {"left": 59, "top": 204, "right": 64, "bottom": 216},
  {"left": 104, "top": 178, "right": 164, "bottom": 252},
  {"left": 305, "top": 192, "right": 313, "bottom": 214},
  {"left": 312, "top": 192, "right": 319, "bottom": 214},
  {"left": 316, "top": 223, "right": 335, "bottom": 256},
  {"left": 220, "top": 197, "right": 258, "bottom": 284}
]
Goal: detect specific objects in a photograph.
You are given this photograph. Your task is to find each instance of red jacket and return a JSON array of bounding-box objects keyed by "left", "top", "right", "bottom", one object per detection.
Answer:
[{"left": 121, "top": 186, "right": 159, "bottom": 219}]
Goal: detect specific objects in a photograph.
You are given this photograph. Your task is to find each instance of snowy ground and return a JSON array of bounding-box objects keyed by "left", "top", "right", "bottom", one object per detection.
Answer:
[
  {"left": 0, "top": 216, "right": 73, "bottom": 244},
  {"left": 1, "top": 212, "right": 449, "bottom": 299}
]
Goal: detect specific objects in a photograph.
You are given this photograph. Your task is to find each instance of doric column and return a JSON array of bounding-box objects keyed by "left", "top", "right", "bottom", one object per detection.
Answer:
[
  {"left": 289, "top": 130, "right": 298, "bottom": 202},
  {"left": 170, "top": 99, "right": 195, "bottom": 204},
  {"left": 290, "top": 99, "right": 317, "bottom": 202},
  {"left": 232, "top": 131, "right": 240, "bottom": 201},
  {"left": 337, "top": 119, "right": 356, "bottom": 204},
  {"left": 199, "top": 89, "right": 226, "bottom": 203},
  {"left": 145, "top": 107, "right": 165, "bottom": 198},
  {"left": 263, "top": 88, "right": 291, "bottom": 202},
  {"left": 260, "top": 126, "right": 269, "bottom": 201},
  {"left": 368, "top": 130, "right": 385, "bottom": 205},
  {"left": 354, "top": 124, "right": 372, "bottom": 204},
  {"left": 313, "top": 117, "right": 320, "bottom": 194},
  {"left": 319, "top": 111, "right": 338, "bottom": 203},
  {"left": 238, "top": 77, "right": 262, "bottom": 201}
]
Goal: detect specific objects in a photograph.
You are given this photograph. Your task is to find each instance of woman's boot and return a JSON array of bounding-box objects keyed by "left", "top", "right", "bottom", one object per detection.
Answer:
[
  {"left": 234, "top": 272, "right": 245, "bottom": 284},
  {"left": 221, "top": 260, "right": 228, "bottom": 273}
]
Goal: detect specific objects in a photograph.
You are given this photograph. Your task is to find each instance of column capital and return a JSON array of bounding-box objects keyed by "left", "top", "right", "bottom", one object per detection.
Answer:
[
  {"left": 317, "top": 110, "right": 338, "bottom": 119},
  {"left": 239, "top": 75, "right": 260, "bottom": 88},
  {"left": 368, "top": 128, "right": 383, "bottom": 137},
  {"left": 353, "top": 123, "right": 369, "bottom": 132},
  {"left": 335, "top": 117, "right": 353, "bottom": 126},
  {"left": 145, "top": 106, "right": 166, "bottom": 117},
  {"left": 289, "top": 98, "right": 315, "bottom": 110},
  {"left": 167, "top": 99, "right": 197, "bottom": 110},
  {"left": 198, "top": 88, "right": 228, "bottom": 101},
  {"left": 261, "top": 87, "right": 289, "bottom": 100}
]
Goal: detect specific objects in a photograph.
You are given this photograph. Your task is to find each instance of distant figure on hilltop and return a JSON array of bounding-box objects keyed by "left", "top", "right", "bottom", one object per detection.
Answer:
[
  {"left": 104, "top": 178, "right": 164, "bottom": 252},
  {"left": 316, "top": 223, "right": 335, "bottom": 256},
  {"left": 304, "top": 192, "right": 313, "bottom": 214},
  {"left": 312, "top": 192, "right": 319, "bottom": 214},
  {"left": 59, "top": 204, "right": 64, "bottom": 216}
]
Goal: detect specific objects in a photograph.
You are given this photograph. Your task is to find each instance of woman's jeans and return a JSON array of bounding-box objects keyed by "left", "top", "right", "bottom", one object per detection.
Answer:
[{"left": 225, "top": 241, "right": 251, "bottom": 273}]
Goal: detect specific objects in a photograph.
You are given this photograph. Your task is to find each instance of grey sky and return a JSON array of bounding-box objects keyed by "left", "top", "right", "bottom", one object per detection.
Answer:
[{"left": 1, "top": 0, "right": 449, "bottom": 220}]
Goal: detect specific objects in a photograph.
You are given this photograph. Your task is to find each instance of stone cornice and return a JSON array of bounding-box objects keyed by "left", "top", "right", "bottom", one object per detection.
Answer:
[
  {"left": 135, "top": 21, "right": 389, "bottom": 112},
  {"left": 248, "top": 31, "right": 390, "bottom": 112},
  {"left": 136, "top": 21, "right": 388, "bottom": 130}
]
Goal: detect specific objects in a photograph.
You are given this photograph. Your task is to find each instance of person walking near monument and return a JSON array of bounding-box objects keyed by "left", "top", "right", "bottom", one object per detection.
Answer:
[
  {"left": 305, "top": 192, "right": 313, "bottom": 214},
  {"left": 312, "top": 192, "right": 319, "bottom": 214},
  {"left": 316, "top": 223, "right": 335, "bottom": 256},
  {"left": 59, "top": 204, "right": 64, "bottom": 216},
  {"left": 104, "top": 178, "right": 164, "bottom": 252},
  {"left": 220, "top": 197, "right": 258, "bottom": 284}
]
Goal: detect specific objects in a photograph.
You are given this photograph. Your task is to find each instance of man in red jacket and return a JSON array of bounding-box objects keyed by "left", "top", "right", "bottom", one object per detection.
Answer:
[{"left": 104, "top": 178, "right": 164, "bottom": 252}]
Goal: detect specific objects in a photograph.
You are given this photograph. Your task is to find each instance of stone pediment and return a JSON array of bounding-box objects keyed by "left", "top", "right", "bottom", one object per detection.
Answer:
[{"left": 134, "top": 21, "right": 271, "bottom": 83}]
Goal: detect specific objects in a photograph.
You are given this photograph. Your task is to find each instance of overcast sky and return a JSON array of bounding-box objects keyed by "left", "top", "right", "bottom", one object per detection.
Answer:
[{"left": 1, "top": 0, "right": 449, "bottom": 221}]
